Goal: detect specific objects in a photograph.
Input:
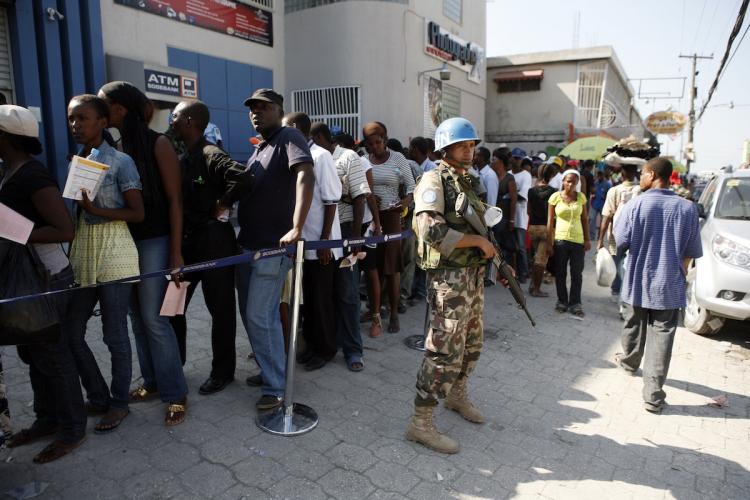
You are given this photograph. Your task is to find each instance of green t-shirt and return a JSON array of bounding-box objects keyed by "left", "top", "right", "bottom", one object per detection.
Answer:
[{"left": 549, "top": 191, "right": 587, "bottom": 244}]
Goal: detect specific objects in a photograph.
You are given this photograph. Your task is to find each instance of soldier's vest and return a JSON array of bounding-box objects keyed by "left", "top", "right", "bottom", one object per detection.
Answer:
[{"left": 418, "top": 163, "right": 488, "bottom": 270}]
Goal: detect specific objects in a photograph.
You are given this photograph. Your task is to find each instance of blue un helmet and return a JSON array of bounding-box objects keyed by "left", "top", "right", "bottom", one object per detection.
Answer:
[{"left": 434, "top": 117, "right": 480, "bottom": 152}]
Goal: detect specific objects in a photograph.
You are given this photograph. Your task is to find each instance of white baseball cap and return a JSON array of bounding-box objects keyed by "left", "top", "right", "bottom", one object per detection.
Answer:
[{"left": 0, "top": 105, "right": 39, "bottom": 138}]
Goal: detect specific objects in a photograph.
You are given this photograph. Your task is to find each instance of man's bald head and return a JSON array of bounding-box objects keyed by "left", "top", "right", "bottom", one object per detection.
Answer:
[
  {"left": 283, "top": 112, "right": 311, "bottom": 138},
  {"left": 176, "top": 99, "right": 210, "bottom": 131}
]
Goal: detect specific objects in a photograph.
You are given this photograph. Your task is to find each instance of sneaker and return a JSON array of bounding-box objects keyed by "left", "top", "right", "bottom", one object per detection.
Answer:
[
  {"left": 256, "top": 394, "right": 283, "bottom": 411},
  {"left": 246, "top": 374, "right": 263, "bottom": 387},
  {"left": 555, "top": 302, "right": 567, "bottom": 313}
]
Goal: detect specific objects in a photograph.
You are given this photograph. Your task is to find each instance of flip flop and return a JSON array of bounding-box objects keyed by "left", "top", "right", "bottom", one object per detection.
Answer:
[{"left": 94, "top": 408, "right": 129, "bottom": 434}]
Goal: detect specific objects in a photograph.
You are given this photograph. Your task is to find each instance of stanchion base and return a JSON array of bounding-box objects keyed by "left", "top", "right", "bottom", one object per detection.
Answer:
[
  {"left": 404, "top": 335, "right": 426, "bottom": 351},
  {"left": 256, "top": 402, "right": 319, "bottom": 436}
]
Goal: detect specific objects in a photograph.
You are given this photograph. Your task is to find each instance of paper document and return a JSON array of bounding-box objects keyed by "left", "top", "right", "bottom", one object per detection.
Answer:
[
  {"left": 62, "top": 155, "right": 109, "bottom": 201},
  {"left": 159, "top": 281, "right": 190, "bottom": 317},
  {"left": 0, "top": 202, "right": 34, "bottom": 244}
]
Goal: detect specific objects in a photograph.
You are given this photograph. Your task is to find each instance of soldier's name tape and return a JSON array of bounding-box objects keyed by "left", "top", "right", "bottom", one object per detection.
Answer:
[{"left": 0, "top": 230, "right": 413, "bottom": 305}]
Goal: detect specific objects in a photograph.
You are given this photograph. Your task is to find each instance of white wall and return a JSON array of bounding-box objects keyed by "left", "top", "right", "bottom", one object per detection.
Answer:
[
  {"left": 284, "top": 0, "right": 485, "bottom": 142},
  {"left": 100, "top": 1, "right": 284, "bottom": 91}
]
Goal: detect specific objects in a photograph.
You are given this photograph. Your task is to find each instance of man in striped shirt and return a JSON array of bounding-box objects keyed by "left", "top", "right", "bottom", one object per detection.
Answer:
[{"left": 613, "top": 157, "right": 702, "bottom": 413}]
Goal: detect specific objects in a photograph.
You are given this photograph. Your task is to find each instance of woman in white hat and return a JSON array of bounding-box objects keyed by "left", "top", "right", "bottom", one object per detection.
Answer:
[{"left": 0, "top": 105, "right": 87, "bottom": 463}]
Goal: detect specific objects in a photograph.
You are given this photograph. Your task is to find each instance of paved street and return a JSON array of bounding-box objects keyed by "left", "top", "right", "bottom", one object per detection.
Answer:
[{"left": 1, "top": 261, "right": 748, "bottom": 499}]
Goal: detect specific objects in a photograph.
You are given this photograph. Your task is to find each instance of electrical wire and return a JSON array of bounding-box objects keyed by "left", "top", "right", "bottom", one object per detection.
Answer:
[{"left": 696, "top": 0, "right": 749, "bottom": 121}]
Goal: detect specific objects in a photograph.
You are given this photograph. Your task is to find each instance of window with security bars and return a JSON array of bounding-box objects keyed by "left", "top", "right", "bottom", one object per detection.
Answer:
[
  {"left": 442, "top": 83, "right": 461, "bottom": 120},
  {"left": 575, "top": 61, "right": 607, "bottom": 129},
  {"left": 497, "top": 78, "right": 542, "bottom": 93},
  {"left": 291, "top": 86, "right": 361, "bottom": 139},
  {"left": 238, "top": 0, "right": 274, "bottom": 9},
  {"left": 443, "top": 0, "right": 462, "bottom": 23}
]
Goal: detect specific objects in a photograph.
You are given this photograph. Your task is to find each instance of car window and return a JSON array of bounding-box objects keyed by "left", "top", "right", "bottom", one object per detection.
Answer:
[
  {"left": 715, "top": 177, "right": 750, "bottom": 220},
  {"left": 699, "top": 178, "right": 719, "bottom": 215}
]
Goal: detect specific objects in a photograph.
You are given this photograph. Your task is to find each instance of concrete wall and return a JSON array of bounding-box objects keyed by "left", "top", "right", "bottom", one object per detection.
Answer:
[
  {"left": 284, "top": 0, "right": 486, "bottom": 142},
  {"left": 100, "top": 1, "right": 284, "bottom": 92},
  {"left": 485, "top": 61, "right": 577, "bottom": 152}
]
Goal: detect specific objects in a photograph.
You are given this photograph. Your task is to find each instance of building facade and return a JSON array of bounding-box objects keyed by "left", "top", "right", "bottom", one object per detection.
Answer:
[
  {"left": 2, "top": 0, "right": 281, "bottom": 183},
  {"left": 284, "top": 0, "right": 486, "bottom": 143},
  {"left": 485, "top": 46, "right": 647, "bottom": 155}
]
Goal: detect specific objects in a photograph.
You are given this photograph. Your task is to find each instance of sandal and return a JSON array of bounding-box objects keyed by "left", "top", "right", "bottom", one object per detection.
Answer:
[
  {"left": 129, "top": 385, "right": 159, "bottom": 403},
  {"left": 6, "top": 425, "right": 58, "bottom": 448},
  {"left": 569, "top": 305, "right": 585, "bottom": 317},
  {"left": 32, "top": 437, "right": 86, "bottom": 464},
  {"left": 94, "top": 408, "right": 129, "bottom": 434},
  {"left": 165, "top": 400, "right": 187, "bottom": 426},
  {"left": 369, "top": 313, "right": 382, "bottom": 338},
  {"left": 346, "top": 355, "right": 364, "bottom": 372}
]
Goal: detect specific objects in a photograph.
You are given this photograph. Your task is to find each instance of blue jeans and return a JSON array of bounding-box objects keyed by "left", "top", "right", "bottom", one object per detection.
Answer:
[
  {"left": 68, "top": 283, "right": 133, "bottom": 409},
  {"left": 611, "top": 247, "right": 627, "bottom": 294},
  {"left": 335, "top": 262, "right": 363, "bottom": 361},
  {"left": 130, "top": 236, "right": 188, "bottom": 402},
  {"left": 236, "top": 252, "right": 292, "bottom": 398},
  {"left": 515, "top": 228, "right": 529, "bottom": 280}
]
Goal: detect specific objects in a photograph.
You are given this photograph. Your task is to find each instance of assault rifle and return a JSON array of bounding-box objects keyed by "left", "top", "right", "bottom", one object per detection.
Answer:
[{"left": 456, "top": 193, "right": 536, "bottom": 327}]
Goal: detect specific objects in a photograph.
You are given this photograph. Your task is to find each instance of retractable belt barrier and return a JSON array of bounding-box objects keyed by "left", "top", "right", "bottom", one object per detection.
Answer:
[{"left": 0, "top": 230, "right": 413, "bottom": 305}]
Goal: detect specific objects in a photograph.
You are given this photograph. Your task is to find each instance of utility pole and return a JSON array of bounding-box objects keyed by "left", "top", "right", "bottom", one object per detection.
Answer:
[{"left": 679, "top": 53, "right": 713, "bottom": 174}]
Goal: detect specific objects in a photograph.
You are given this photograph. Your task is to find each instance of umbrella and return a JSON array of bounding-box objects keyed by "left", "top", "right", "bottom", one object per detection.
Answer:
[
  {"left": 560, "top": 136, "right": 616, "bottom": 160},
  {"left": 669, "top": 158, "right": 687, "bottom": 173}
]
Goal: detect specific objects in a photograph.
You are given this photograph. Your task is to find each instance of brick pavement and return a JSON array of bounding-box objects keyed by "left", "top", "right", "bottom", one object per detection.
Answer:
[{"left": 1, "top": 261, "right": 748, "bottom": 499}]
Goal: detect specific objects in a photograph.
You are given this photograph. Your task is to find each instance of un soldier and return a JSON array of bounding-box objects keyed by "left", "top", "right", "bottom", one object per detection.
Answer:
[{"left": 406, "top": 118, "right": 497, "bottom": 454}]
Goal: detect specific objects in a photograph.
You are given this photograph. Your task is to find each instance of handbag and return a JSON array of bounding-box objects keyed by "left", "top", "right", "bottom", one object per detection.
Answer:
[{"left": 0, "top": 241, "right": 60, "bottom": 345}]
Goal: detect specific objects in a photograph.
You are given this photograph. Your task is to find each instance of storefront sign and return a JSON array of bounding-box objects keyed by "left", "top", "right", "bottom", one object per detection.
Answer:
[
  {"left": 144, "top": 65, "right": 198, "bottom": 102},
  {"left": 424, "top": 20, "right": 485, "bottom": 84},
  {"left": 645, "top": 111, "right": 688, "bottom": 135},
  {"left": 115, "top": 0, "right": 273, "bottom": 47}
]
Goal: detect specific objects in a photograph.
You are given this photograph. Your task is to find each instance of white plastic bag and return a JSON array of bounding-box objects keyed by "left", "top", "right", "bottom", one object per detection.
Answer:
[{"left": 595, "top": 247, "right": 617, "bottom": 287}]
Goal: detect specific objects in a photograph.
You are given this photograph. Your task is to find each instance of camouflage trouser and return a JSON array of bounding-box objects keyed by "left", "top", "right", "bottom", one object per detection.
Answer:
[
  {"left": 415, "top": 266, "right": 485, "bottom": 407},
  {"left": 0, "top": 353, "right": 10, "bottom": 446}
]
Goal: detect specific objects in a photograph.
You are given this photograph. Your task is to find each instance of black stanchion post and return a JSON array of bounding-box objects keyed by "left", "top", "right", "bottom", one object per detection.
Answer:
[
  {"left": 404, "top": 295, "right": 428, "bottom": 351},
  {"left": 257, "top": 240, "right": 319, "bottom": 436}
]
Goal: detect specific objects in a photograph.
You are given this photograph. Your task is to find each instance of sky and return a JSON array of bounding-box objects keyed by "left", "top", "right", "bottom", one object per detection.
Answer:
[{"left": 486, "top": 0, "right": 750, "bottom": 172}]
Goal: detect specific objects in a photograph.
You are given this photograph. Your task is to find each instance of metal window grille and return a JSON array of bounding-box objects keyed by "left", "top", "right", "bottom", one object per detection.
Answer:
[
  {"left": 0, "top": 7, "right": 14, "bottom": 102},
  {"left": 443, "top": 0, "right": 462, "bottom": 23},
  {"left": 575, "top": 61, "right": 607, "bottom": 129},
  {"left": 291, "top": 86, "right": 361, "bottom": 139},
  {"left": 238, "top": 0, "right": 274, "bottom": 9}
]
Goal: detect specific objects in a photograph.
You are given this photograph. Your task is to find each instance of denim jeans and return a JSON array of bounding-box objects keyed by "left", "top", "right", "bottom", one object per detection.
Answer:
[
  {"left": 611, "top": 247, "right": 627, "bottom": 295},
  {"left": 514, "top": 228, "right": 529, "bottom": 280},
  {"left": 130, "top": 236, "right": 188, "bottom": 402},
  {"left": 618, "top": 304, "right": 679, "bottom": 405},
  {"left": 589, "top": 207, "right": 601, "bottom": 240},
  {"left": 553, "top": 240, "right": 585, "bottom": 307},
  {"left": 335, "top": 262, "right": 363, "bottom": 361},
  {"left": 236, "top": 252, "right": 292, "bottom": 397},
  {"left": 67, "top": 283, "right": 133, "bottom": 409},
  {"left": 17, "top": 266, "right": 86, "bottom": 444}
]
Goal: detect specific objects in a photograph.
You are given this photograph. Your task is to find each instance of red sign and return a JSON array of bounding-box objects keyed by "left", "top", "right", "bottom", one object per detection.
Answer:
[{"left": 115, "top": 0, "right": 273, "bottom": 47}]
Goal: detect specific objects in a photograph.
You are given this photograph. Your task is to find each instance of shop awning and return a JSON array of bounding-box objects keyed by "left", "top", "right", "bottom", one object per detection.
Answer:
[{"left": 493, "top": 69, "right": 544, "bottom": 82}]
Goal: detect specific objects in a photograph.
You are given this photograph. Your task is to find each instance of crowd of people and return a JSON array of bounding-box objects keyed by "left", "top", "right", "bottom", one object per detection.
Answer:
[{"left": 0, "top": 83, "right": 703, "bottom": 462}]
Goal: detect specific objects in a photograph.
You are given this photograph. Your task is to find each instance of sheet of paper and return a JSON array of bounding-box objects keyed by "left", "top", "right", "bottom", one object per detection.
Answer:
[
  {"left": 62, "top": 155, "right": 109, "bottom": 201},
  {"left": 0, "top": 202, "right": 34, "bottom": 244},
  {"left": 159, "top": 281, "right": 190, "bottom": 317}
]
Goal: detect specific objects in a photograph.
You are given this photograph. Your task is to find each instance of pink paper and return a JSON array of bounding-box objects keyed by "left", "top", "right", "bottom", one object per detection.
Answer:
[
  {"left": 159, "top": 281, "right": 190, "bottom": 316},
  {"left": 0, "top": 202, "right": 34, "bottom": 245}
]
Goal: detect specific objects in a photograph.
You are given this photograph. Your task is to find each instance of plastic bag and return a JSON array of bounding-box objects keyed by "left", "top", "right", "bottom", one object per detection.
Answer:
[
  {"left": 595, "top": 247, "right": 617, "bottom": 287},
  {"left": 0, "top": 241, "right": 59, "bottom": 345}
]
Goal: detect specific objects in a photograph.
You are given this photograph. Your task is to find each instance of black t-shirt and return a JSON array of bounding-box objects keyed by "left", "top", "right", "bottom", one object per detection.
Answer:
[
  {"left": 528, "top": 185, "right": 557, "bottom": 226},
  {"left": 0, "top": 160, "right": 59, "bottom": 227},
  {"left": 237, "top": 126, "right": 313, "bottom": 250},
  {"left": 128, "top": 129, "right": 171, "bottom": 241}
]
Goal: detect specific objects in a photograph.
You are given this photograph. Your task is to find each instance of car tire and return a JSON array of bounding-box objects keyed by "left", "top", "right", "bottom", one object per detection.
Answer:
[{"left": 684, "top": 264, "right": 725, "bottom": 335}]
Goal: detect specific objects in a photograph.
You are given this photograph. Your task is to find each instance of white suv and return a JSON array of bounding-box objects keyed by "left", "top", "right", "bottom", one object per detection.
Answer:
[{"left": 684, "top": 168, "right": 750, "bottom": 334}]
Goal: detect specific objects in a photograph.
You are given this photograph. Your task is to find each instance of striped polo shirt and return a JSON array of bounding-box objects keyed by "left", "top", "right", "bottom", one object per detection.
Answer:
[
  {"left": 368, "top": 149, "right": 415, "bottom": 211},
  {"left": 614, "top": 188, "right": 703, "bottom": 310}
]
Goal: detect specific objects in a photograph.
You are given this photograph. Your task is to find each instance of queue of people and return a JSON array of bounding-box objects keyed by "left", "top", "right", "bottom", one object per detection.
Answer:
[{"left": 0, "top": 83, "right": 702, "bottom": 463}]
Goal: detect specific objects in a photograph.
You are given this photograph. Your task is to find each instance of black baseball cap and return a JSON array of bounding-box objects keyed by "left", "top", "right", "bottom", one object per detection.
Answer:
[{"left": 243, "top": 88, "right": 283, "bottom": 107}]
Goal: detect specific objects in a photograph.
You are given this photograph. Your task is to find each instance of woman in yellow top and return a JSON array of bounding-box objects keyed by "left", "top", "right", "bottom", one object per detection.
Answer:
[{"left": 547, "top": 170, "right": 591, "bottom": 316}]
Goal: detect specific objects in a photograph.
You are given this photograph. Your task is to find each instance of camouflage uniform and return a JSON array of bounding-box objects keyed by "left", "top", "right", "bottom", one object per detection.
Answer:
[{"left": 413, "top": 161, "right": 487, "bottom": 407}]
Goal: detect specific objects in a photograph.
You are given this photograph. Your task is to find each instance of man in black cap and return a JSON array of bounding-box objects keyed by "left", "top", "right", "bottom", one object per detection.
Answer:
[{"left": 235, "top": 89, "right": 315, "bottom": 412}]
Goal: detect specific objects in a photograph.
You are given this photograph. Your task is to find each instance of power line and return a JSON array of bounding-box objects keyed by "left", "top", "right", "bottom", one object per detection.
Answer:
[
  {"left": 722, "top": 22, "right": 750, "bottom": 77},
  {"left": 696, "top": 0, "right": 750, "bottom": 121}
]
